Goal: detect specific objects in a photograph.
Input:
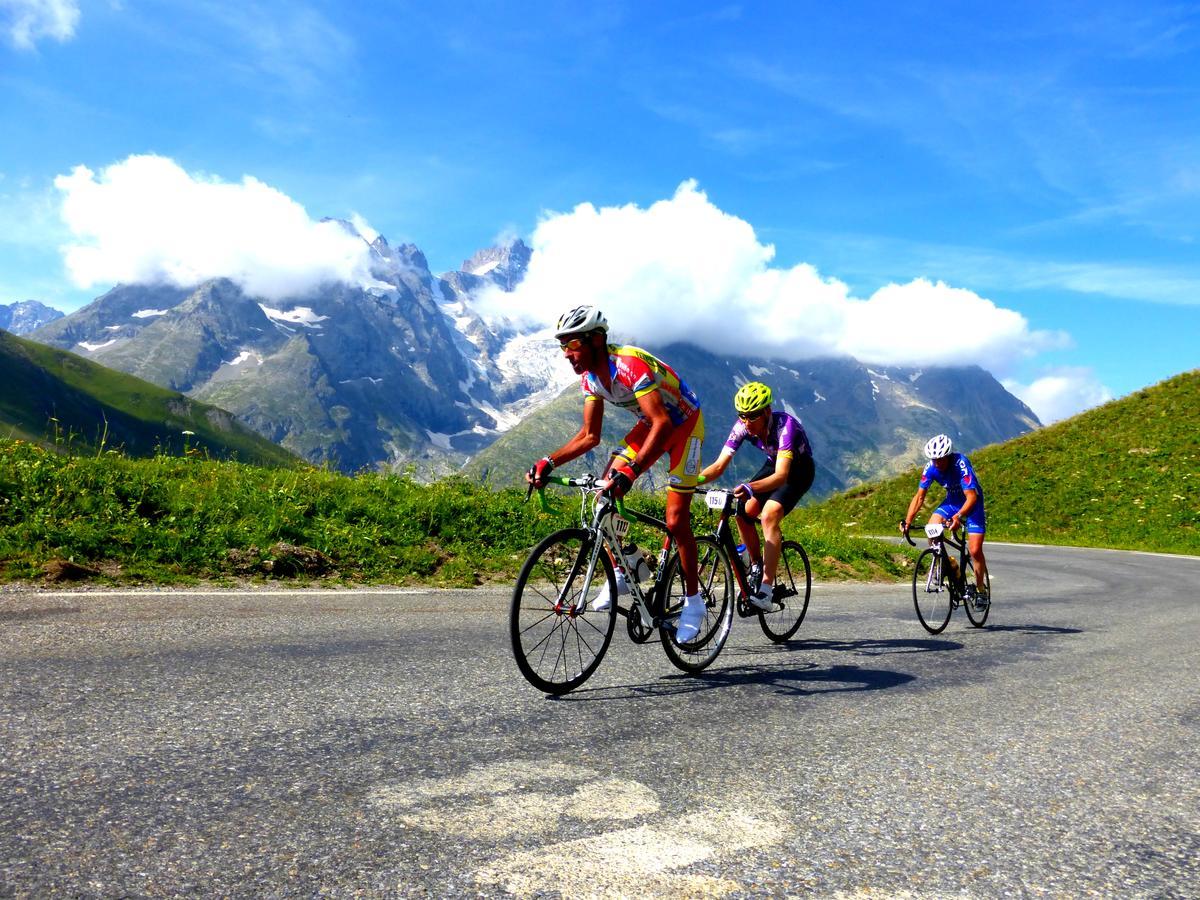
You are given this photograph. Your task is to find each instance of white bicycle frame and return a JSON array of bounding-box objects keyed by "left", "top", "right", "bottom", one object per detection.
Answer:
[{"left": 570, "top": 491, "right": 660, "bottom": 630}]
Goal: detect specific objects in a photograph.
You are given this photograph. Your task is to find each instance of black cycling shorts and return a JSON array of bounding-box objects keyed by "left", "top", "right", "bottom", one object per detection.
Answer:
[{"left": 737, "top": 454, "right": 815, "bottom": 518}]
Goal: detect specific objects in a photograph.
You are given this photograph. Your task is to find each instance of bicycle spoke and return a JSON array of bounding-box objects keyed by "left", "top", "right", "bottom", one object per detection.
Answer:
[
  {"left": 510, "top": 529, "right": 618, "bottom": 694},
  {"left": 758, "top": 540, "right": 810, "bottom": 642}
]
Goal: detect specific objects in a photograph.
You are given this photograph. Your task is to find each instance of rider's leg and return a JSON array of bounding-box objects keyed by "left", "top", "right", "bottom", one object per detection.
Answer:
[
  {"left": 665, "top": 489, "right": 698, "bottom": 596},
  {"left": 760, "top": 500, "right": 785, "bottom": 583},
  {"left": 735, "top": 497, "right": 762, "bottom": 562},
  {"left": 968, "top": 532, "right": 987, "bottom": 591}
]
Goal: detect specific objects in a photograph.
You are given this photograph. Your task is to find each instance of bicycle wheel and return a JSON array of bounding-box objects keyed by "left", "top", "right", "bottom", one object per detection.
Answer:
[
  {"left": 912, "top": 548, "right": 953, "bottom": 634},
  {"left": 758, "top": 540, "right": 811, "bottom": 642},
  {"left": 963, "top": 560, "right": 992, "bottom": 628},
  {"left": 659, "top": 535, "right": 734, "bottom": 673},
  {"left": 510, "top": 528, "right": 618, "bottom": 694}
]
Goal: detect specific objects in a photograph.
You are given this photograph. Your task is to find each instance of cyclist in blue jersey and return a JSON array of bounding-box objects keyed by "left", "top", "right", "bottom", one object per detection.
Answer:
[
  {"left": 699, "top": 382, "right": 815, "bottom": 610},
  {"left": 900, "top": 434, "right": 990, "bottom": 607}
]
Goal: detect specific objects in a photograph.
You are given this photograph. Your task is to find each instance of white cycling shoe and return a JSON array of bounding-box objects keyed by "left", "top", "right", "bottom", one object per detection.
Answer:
[
  {"left": 674, "top": 593, "right": 706, "bottom": 643},
  {"left": 591, "top": 571, "right": 629, "bottom": 611},
  {"left": 749, "top": 582, "right": 775, "bottom": 611}
]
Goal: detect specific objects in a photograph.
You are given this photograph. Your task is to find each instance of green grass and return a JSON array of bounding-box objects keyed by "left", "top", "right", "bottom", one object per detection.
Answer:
[
  {"left": 805, "top": 370, "right": 1199, "bottom": 556},
  {"left": 7, "top": 369, "right": 1191, "bottom": 587},
  {"left": 0, "top": 438, "right": 911, "bottom": 585}
]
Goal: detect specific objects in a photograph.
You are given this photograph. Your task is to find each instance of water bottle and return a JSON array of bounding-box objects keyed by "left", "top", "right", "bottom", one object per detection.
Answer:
[
  {"left": 623, "top": 544, "right": 652, "bottom": 584},
  {"left": 736, "top": 543, "right": 750, "bottom": 570}
]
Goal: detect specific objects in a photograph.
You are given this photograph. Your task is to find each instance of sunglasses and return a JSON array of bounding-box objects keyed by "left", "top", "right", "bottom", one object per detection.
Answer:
[
  {"left": 559, "top": 337, "right": 586, "bottom": 351},
  {"left": 739, "top": 410, "right": 767, "bottom": 422}
]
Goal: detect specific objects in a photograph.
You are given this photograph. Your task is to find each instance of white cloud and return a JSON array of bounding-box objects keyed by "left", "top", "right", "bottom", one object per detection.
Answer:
[
  {"left": 1003, "top": 367, "right": 1114, "bottom": 424},
  {"left": 1, "top": 0, "right": 79, "bottom": 48},
  {"left": 54, "top": 155, "right": 380, "bottom": 301},
  {"left": 480, "top": 180, "right": 1067, "bottom": 370}
]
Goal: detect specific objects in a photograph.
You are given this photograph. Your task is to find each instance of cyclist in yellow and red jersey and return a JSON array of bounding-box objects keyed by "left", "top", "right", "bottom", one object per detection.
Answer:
[{"left": 526, "top": 305, "right": 709, "bottom": 642}]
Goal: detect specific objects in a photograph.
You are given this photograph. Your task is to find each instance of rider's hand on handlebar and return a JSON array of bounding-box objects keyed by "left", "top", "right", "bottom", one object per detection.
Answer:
[
  {"left": 948, "top": 514, "right": 962, "bottom": 532},
  {"left": 899, "top": 519, "right": 909, "bottom": 534},
  {"left": 603, "top": 463, "right": 634, "bottom": 500},
  {"left": 527, "top": 456, "right": 555, "bottom": 488}
]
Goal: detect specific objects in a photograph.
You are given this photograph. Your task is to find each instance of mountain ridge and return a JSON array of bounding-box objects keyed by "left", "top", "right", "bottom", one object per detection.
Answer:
[{"left": 26, "top": 229, "right": 1040, "bottom": 490}]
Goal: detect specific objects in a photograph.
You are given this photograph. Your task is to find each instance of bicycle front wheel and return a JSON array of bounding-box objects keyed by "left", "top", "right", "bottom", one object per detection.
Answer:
[
  {"left": 510, "top": 528, "right": 617, "bottom": 694},
  {"left": 964, "top": 560, "right": 991, "bottom": 628},
  {"left": 659, "top": 535, "right": 734, "bottom": 674},
  {"left": 912, "top": 548, "right": 953, "bottom": 634},
  {"left": 759, "top": 539, "right": 812, "bottom": 642}
]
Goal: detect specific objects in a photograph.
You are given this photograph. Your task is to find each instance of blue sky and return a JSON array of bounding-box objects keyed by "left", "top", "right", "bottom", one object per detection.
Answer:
[{"left": 2, "top": 0, "right": 1198, "bottom": 422}]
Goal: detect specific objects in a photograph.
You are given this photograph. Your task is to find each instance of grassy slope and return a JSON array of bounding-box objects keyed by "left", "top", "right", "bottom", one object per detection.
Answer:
[
  {"left": 0, "top": 438, "right": 913, "bottom": 585},
  {"left": 0, "top": 330, "right": 297, "bottom": 467},
  {"left": 804, "top": 370, "right": 1199, "bottom": 555}
]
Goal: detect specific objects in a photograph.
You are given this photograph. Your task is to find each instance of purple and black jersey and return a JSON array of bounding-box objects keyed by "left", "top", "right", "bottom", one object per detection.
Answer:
[{"left": 724, "top": 411, "right": 812, "bottom": 463}]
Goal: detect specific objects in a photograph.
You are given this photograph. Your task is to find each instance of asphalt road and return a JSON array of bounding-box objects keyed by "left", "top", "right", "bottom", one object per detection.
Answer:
[{"left": 1, "top": 542, "right": 1198, "bottom": 898}]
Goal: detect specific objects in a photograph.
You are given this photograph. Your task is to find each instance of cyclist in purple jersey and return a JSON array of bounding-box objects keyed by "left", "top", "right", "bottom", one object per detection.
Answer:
[
  {"left": 700, "top": 382, "right": 815, "bottom": 610},
  {"left": 900, "top": 433, "right": 990, "bottom": 607}
]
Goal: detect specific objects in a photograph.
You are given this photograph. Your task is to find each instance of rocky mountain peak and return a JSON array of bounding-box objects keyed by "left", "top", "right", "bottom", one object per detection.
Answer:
[
  {"left": 459, "top": 239, "right": 531, "bottom": 289},
  {"left": 0, "top": 299, "right": 64, "bottom": 335}
]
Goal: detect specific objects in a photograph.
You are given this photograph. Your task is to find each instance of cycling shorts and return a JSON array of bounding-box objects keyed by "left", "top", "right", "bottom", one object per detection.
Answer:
[
  {"left": 738, "top": 454, "right": 815, "bottom": 517},
  {"left": 934, "top": 499, "right": 987, "bottom": 534},
  {"left": 615, "top": 410, "right": 704, "bottom": 494}
]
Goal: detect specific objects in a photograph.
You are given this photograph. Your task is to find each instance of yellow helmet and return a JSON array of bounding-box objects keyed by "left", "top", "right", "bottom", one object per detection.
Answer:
[{"left": 734, "top": 381, "right": 772, "bottom": 415}]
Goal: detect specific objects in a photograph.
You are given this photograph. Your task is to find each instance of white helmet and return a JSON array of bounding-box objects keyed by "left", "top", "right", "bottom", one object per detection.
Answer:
[
  {"left": 554, "top": 305, "right": 608, "bottom": 339},
  {"left": 923, "top": 434, "right": 953, "bottom": 460}
]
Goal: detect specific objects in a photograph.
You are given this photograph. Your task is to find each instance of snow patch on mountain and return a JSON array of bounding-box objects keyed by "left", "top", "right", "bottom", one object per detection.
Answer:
[
  {"left": 258, "top": 305, "right": 329, "bottom": 328},
  {"left": 132, "top": 308, "right": 169, "bottom": 318},
  {"left": 79, "top": 339, "right": 117, "bottom": 352},
  {"left": 224, "top": 350, "right": 262, "bottom": 366}
]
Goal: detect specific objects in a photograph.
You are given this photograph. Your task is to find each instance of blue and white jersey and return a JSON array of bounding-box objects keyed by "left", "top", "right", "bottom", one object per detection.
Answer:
[{"left": 919, "top": 453, "right": 984, "bottom": 505}]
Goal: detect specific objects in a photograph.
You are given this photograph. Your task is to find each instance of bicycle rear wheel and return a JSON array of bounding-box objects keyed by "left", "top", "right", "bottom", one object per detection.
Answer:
[
  {"left": 659, "top": 535, "right": 734, "bottom": 673},
  {"left": 758, "top": 539, "right": 811, "bottom": 642},
  {"left": 912, "top": 548, "right": 953, "bottom": 634},
  {"left": 510, "top": 528, "right": 618, "bottom": 694},
  {"left": 964, "top": 560, "right": 991, "bottom": 628}
]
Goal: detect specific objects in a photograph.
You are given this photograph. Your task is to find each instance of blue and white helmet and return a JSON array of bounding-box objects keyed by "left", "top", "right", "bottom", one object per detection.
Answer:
[
  {"left": 923, "top": 434, "right": 953, "bottom": 460},
  {"left": 554, "top": 305, "right": 608, "bottom": 339}
]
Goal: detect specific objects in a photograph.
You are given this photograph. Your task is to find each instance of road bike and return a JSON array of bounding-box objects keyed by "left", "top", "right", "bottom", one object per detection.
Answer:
[
  {"left": 905, "top": 521, "right": 991, "bottom": 633},
  {"left": 510, "top": 474, "right": 734, "bottom": 695},
  {"left": 694, "top": 484, "right": 811, "bottom": 642}
]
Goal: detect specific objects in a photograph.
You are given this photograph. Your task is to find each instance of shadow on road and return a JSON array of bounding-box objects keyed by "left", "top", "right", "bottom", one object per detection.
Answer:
[
  {"left": 553, "top": 660, "right": 915, "bottom": 702},
  {"left": 982, "top": 624, "right": 1083, "bottom": 635},
  {"left": 733, "top": 636, "right": 964, "bottom": 657}
]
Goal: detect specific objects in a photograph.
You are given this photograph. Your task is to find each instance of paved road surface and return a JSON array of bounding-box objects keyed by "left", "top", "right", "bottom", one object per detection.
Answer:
[{"left": 2, "top": 542, "right": 1198, "bottom": 897}]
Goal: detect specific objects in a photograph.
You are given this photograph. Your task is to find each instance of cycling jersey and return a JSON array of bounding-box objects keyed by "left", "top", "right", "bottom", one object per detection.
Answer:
[
  {"left": 581, "top": 345, "right": 700, "bottom": 427},
  {"left": 723, "top": 411, "right": 812, "bottom": 462},
  {"left": 920, "top": 453, "right": 986, "bottom": 534},
  {"left": 919, "top": 453, "right": 983, "bottom": 504}
]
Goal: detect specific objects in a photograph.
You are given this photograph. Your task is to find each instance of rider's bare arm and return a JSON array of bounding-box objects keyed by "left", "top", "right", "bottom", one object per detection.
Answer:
[
  {"left": 902, "top": 487, "right": 928, "bottom": 531},
  {"left": 541, "top": 397, "right": 605, "bottom": 472},
  {"left": 754, "top": 453, "right": 792, "bottom": 493},
  {"left": 699, "top": 448, "right": 735, "bottom": 483}
]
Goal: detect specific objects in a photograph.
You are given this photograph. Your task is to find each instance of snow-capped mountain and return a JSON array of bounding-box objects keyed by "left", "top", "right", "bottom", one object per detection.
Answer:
[
  {"left": 0, "top": 299, "right": 63, "bottom": 335},
  {"left": 28, "top": 231, "right": 568, "bottom": 473},
  {"left": 27, "top": 226, "right": 1040, "bottom": 492}
]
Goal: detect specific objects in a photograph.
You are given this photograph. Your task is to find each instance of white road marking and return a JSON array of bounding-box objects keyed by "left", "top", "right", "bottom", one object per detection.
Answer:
[{"left": 369, "top": 759, "right": 789, "bottom": 897}]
